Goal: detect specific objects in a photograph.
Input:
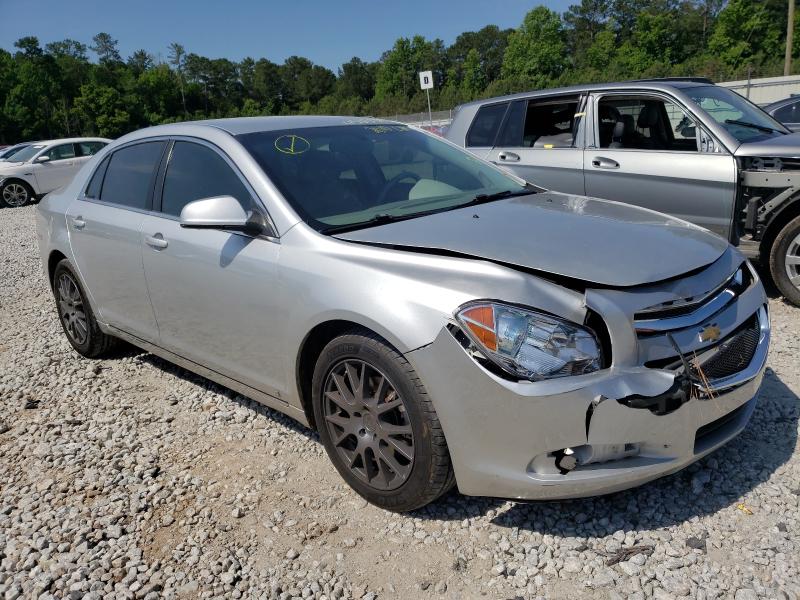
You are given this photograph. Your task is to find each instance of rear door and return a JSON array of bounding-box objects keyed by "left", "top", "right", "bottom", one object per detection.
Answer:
[
  {"left": 66, "top": 140, "right": 166, "bottom": 341},
  {"left": 486, "top": 94, "right": 587, "bottom": 195},
  {"left": 583, "top": 92, "right": 737, "bottom": 239}
]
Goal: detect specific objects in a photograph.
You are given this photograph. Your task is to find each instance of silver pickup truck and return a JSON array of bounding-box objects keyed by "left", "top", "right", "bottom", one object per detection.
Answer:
[{"left": 446, "top": 78, "right": 800, "bottom": 306}]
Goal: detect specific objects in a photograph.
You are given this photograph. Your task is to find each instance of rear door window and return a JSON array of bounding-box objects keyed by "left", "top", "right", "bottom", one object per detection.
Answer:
[
  {"left": 466, "top": 103, "right": 508, "bottom": 147},
  {"left": 99, "top": 142, "right": 166, "bottom": 210},
  {"left": 77, "top": 141, "right": 107, "bottom": 156},
  {"left": 496, "top": 96, "right": 581, "bottom": 148},
  {"left": 85, "top": 157, "right": 110, "bottom": 199},
  {"left": 160, "top": 141, "right": 253, "bottom": 217}
]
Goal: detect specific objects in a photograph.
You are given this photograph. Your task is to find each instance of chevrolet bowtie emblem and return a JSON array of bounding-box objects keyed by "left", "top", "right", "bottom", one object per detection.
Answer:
[{"left": 699, "top": 324, "right": 721, "bottom": 343}]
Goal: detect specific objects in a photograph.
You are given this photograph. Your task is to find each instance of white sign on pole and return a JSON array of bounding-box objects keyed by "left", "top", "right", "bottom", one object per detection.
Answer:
[{"left": 419, "top": 71, "right": 434, "bottom": 90}]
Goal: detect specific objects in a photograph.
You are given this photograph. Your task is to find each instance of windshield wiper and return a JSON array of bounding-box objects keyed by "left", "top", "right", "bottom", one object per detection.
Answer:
[
  {"left": 464, "top": 185, "right": 538, "bottom": 206},
  {"left": 724, "top": 119, "right": 779, "bottom": 134},
  {"left": 321, "top": 213, "right": 413, "bottom": 235}
]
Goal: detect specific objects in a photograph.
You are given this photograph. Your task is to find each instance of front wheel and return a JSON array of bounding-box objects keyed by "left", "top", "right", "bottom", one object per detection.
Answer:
[
  {"left": 311, "top": 330, "right": 454, "bottom": 511},
  {"left": 769, "top": 215, "right": 800, "bottom": 307},
  {"left": 1, "top": 180, "right": 34, "bottom": 208}
]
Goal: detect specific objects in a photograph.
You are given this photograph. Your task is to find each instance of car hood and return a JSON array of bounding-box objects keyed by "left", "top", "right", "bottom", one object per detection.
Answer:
[
  {"left": 734, "top": 131, "right": 800, "bottom": 157},
  {"left": 334, "top": 193, "right": 729, "bottom": 287},
  {"left": 0, "top": 161, "right": 24, "bottom": 171}
]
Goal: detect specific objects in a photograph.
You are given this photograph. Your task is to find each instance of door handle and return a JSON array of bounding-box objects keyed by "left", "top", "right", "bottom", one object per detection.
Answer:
[
  {"left": 498, "top": 151, "right": 520, "bottom": 162},
  {"left": 145, "top": 234, "right": 168, "bottom": 250},
  {"left": 71, "top": 216, "right": 86, "bottom": 230},
  {"left": 591, "top": 156, "right": 620, "bottom": 169}
]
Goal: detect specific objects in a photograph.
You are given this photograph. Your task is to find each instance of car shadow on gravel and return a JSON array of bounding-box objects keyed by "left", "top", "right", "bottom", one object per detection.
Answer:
[
  {"left": 134, "top": 352, "right": 319, "bottom": 440},
  {"left": 419, "top": 371, "right": 798, "bottom": 534}
]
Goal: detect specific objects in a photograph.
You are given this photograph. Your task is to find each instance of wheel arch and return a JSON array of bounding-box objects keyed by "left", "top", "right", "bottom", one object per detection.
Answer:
[
  {"left": 47, "top": 249, "right": 68, "bottom": 289},
  {"left": 295, "top": 319, "right": 402, "bottom": 430},
  {"left": 759, "top": 196, "right": 800, "bottom": 260},
  {"left": 1, "top": 176, "right": 37, "bottom": 198}
]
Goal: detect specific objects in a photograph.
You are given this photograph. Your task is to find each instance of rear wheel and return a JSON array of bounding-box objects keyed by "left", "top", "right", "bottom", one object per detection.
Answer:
[
  {"left": 1, "top": 180, "right": 34, "bottom": 208},
  {"left": 53, "top": 260, "right": 119, "bottom": 357},
  {"left": 769, "top": 215, "right": 800, "bottom": 307},
  {"left": 312, "top": 330, "right": 454, "bottom": 512}
]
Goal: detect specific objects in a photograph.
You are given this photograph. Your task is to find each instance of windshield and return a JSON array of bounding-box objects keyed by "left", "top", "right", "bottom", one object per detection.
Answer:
[
  {"left": 686, "top": 85, "right": 787, "bottom": 142},
  {"left": 237, "top": 124, "right": 530, "bottom": 232},
  {"left": 0, "top": 144, "right": 28, "bottom": 160},
  {"left": 8, "top": 144, "right": 46, "bottom": 163}
]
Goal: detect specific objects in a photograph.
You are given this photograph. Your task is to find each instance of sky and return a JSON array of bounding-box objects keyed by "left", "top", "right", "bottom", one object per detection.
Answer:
[{"left": 0, "top": 0, "right": 573, "bottom": 71}]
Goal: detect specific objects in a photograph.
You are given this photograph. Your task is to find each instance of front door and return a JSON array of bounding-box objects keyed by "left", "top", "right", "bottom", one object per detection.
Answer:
[
  {"left": 583, "top": 93, "right": 737, "bottom": 239},
  {"left": 486, "top": 95, "right": 587, "bottom": 196},
  {"left": 34, "top": 143, "right": 78, "bottom": 194},
  {"left": 140, "top": 140, "right": 284, "bottom": 397},
  {"left": 66, "top": 141, "right": 166, "bottom": 340}
]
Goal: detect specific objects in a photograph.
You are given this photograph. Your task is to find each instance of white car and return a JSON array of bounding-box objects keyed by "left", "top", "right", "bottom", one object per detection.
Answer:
[{"left": 0, "top": 137, "right": 110, "bottom": 208}]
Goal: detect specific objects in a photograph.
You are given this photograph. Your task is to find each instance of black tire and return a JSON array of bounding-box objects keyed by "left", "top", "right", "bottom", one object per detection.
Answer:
[
  {"left": 0, "top": 180, "right": 34, "bottom": 208},
  {"left": 769, "top": 214, "right": 800, "bottom": 307},
  {"left": 312, "top": 330, "right": 454, "bottom": 512},
  {"left": 52, "top": 259, "right": 119, "bottom": 357}
]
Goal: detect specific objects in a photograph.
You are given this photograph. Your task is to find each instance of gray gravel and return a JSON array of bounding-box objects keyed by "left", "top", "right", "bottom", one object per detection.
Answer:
[{"left": 1, "top": 204, "right": 799, "bottom": 599}]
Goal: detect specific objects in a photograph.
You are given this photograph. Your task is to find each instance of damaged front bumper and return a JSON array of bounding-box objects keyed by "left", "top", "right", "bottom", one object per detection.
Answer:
[{"left": 406, "top": 271, "right": 769, "bottom": 501}]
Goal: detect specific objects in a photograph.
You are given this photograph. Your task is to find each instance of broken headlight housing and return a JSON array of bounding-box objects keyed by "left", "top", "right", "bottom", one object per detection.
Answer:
[{"left": 456, "top": 302, "right": 602, "bottom": 381}]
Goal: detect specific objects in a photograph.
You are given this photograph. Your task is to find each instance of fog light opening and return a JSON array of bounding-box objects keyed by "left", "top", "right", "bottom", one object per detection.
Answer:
[{"left": 553, "top": 443, "right": 641, "bottom": 473}]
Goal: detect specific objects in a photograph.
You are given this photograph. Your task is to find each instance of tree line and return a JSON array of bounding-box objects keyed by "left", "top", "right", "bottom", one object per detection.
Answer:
[{"left": 0, "top": 0, "right": 796, "bottom": 142}]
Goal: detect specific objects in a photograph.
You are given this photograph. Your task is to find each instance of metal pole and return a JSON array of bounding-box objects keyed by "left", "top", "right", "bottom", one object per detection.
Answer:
[
  {"left": 426, "top": 88, "right": 433, "bottom": 128},
  {"left": 786, "top": 0, "right": 796, "bottom": 76},
  {"left": 746, "top": 65, "right": 752, "bottom": 99}
]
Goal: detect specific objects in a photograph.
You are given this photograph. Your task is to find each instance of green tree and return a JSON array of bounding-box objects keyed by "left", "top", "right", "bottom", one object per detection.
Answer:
[
  {"left": 337, "top": 57, "right": 376, "bottom": 100},
  {"left": 73, "top": 82, "right": 130, "bottom": 136},
  {"left": 461, "top": 49, "right": 485, "bottom": 98},
  {"left": 90, "top": 32, "right": 121, "bottom": 63},
  {"left": 502, "top": 6, "right": 567, "bottom": 88}
]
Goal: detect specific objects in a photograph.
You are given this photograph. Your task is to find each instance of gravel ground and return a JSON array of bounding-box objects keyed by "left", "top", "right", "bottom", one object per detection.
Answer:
[{"left": 1, "top": 204, "right": 799, "bottom": 600}]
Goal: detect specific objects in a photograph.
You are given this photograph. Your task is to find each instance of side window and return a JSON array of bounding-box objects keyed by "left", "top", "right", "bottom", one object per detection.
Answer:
[
  {"left": 774, "top": 101, "right": 800, "bottom": 123},
  {"left": 466, "top": 103, "right": 508, "bottom": 147},
  {"left": 522, "top": 97, "right": 580, "bottom": 148},
  {"left": 160, "top": 142, "right": 252, "bottom": 217},
  {"left": 495, "top": 100, "right": 526, "bottom": 147},
  {"left": 100, "top": 142, "right": 166, "bottom": 210},
  {"left": 597, "top": 96, "right": 698, "bottom": 152},
  {"left": 77, "top": 141, "right": 106, "bottom": 156},
  {"left": 84, "top": 156, "right": 109, "bottom": 199},
  {"left": 43, "top": 143, "right": 77, "bottom": 161}
]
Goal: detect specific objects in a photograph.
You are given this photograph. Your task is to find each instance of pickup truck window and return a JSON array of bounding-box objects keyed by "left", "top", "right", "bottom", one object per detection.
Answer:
[{"left": 597, "top": 96, "right": 698, "bottom": 152}]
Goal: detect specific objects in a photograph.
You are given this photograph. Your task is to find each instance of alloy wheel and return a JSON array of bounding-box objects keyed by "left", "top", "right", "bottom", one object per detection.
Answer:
[
  {"left": 322, "top": 359, "right": 414, "bottom": 491},
  {"left": 57, "top": 273, "right": 88, "bottom": 345},
  {"left": 2, "top": 183, "right": 29, "bottom": 207},
  {"left": 787, "top": 231, "right": 800, "bottom": 291}
]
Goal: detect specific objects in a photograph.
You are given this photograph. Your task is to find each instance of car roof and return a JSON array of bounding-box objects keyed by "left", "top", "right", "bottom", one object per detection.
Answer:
[
  {"left": 202, "top": 116, "right": 398, "bottom": 135},
  {"left": 129, "top": 116, "right": 399, "bottom": 138},
  {"left": 26, "top": 137, "right": 111, "bottom": 146},
  {"left": 457, "top": 78, "right": 714, "bottom": 108}
]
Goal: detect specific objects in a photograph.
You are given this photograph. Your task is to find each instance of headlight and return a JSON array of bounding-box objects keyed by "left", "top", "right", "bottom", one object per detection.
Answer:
[{"left": 456, "top": 302, "right": 603, "bottom": 381}]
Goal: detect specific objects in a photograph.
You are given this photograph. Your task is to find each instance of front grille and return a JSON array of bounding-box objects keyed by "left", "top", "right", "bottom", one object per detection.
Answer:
[
  {"left": 697, "top": 321, "right": 759, "bottom": 380},
  {"left": 644, "top": 314, "right": 760, "bottom": 382}
]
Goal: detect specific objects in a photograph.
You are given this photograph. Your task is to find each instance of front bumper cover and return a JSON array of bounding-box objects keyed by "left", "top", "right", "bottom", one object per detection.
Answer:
[{"left": 406, "top": 305, "right": 769, "bottom": 501}]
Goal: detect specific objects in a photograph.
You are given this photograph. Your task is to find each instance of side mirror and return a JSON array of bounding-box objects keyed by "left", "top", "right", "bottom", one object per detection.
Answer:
[
  {"left": 179, "top": 195, "right": 265, "bottom": 234},
  {"left": 35, "top": 155, "right": 50, "bottom": 163}
]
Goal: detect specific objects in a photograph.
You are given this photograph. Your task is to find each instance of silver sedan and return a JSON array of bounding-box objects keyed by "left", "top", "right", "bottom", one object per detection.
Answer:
[{"left": 36, "top": 117, "right": 769, "bottom": 511}]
